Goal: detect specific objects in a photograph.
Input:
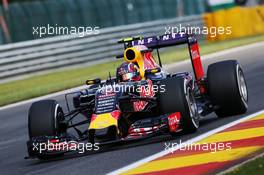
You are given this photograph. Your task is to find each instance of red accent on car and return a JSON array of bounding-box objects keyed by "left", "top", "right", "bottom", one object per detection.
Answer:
[
  {"left": 168, "top": 112, "right": 181, "bottom": 132},
  {"left": 143, "top": 52, "right": 159, "bottom": 69},
  {"left": 111, "top": 110, "right": 121, "bottom": 120},
  {"left": 133, "top": 80, "right": 155, "bottom": 112},
  {"left": 90, "top": 114, "right": 97, "bottom": 122},
  {"left": 49, "top": 139, "right": 59, "bottom": 143},
  {"left": 190, "top": 43, "right": 204, "bottom": 81}
]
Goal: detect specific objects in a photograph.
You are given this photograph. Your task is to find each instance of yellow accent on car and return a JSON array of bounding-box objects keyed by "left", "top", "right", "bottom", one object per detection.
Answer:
[
  {"left": 151, "top": 68, "right": 159, "bottom": 73},
  {"left": 123, "top": 37, "right": 133, "bottom": 42},
  {"left": 89, "top": 113, "right": 118, "bottom": 130},
  {"left": 86, "top": 80, "right": 94, "bottom": 85},
  {"left": 123, "top": 46, "right": 146, "bottom": 79}
]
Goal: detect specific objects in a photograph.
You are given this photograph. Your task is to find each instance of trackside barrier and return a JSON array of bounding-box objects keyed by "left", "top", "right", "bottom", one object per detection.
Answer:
[
  {"left": 4, "top": 0, "right": 207, "bottom": 43},
  {"left": 0, "top": 15, "right": 204, "bottom": 80},
  {"left": 204, "top": 5, "right": 264, "bottom": 41}
]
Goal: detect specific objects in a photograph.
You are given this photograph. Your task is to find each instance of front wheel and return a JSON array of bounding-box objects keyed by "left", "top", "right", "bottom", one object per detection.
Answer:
[
  {"left": 28, "top": 100, "right": 65, "bottom": 159},
  {"left": 159, "top": 76, "right": 199, "bottom": 133},
  {"left": 28, "top": 100, "right": 65, "bottom": 138}
]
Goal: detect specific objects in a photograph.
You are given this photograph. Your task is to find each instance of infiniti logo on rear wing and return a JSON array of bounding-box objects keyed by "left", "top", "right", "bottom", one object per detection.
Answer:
[{"left": 131, "top": 33, "right": 190, "bottom": 49}]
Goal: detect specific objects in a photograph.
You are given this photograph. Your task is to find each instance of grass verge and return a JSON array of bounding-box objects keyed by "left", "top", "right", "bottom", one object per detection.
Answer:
[
  {"left": 225, "top": 154, "right": 264, "bottom": 175},
  {"left": 0, "top": 34, "right": 264, "bottom": 106}
]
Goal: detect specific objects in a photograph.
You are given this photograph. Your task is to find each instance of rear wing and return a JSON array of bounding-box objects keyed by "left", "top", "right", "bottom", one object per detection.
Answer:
[
  {"left": 118, "top": 33, "right": 204, "bottom": 81},
  {"left": 118, "top": 33, "right": 198, "bottom": 49}
]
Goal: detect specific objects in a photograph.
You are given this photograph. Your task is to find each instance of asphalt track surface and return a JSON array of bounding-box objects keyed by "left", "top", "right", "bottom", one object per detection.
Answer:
[{"left": 0, "top": 43, "right": 264, "bottom": 175}]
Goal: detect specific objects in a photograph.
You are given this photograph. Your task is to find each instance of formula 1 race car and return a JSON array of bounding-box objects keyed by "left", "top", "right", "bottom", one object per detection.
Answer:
[{"left": 26, "top": 33, "right": 248, "bottom": 159}]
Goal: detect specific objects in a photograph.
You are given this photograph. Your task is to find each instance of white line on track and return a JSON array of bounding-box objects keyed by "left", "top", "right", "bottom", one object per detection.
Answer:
[
  {"left": 0, "top": 41, "right": 264, "bottom": 111},
  {"left": 107, "top": 109, "right": 264, "bottom": 175}
]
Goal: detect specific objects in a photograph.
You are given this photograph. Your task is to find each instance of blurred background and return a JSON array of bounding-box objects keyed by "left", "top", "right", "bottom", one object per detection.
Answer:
[
  {"left": 0, "top": 0, "right": 263, "bottom": 43},
  {"left": 0, "top": 0, "right": 263, "bottom": 106}
]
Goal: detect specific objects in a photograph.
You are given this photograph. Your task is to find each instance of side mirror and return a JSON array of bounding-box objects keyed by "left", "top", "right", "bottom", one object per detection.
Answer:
[
  {"left": 145, "top": 67, "right": 161, "bottom": 75},
  {"left": 86, "top": 78, "right": 101, "bottom": 85}
]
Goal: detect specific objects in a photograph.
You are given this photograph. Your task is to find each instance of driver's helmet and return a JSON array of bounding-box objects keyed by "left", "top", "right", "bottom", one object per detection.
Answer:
[{"left": 116, "top": 62, "right": 141, "bottom": 82}]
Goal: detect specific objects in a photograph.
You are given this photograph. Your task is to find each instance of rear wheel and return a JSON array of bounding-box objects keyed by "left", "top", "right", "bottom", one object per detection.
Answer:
[
  {"left": 207, "top": 60, "right": 248, "bottom": 117},
  {"left": 159, "top": 76, "right": 199, "bottom": 133}
]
